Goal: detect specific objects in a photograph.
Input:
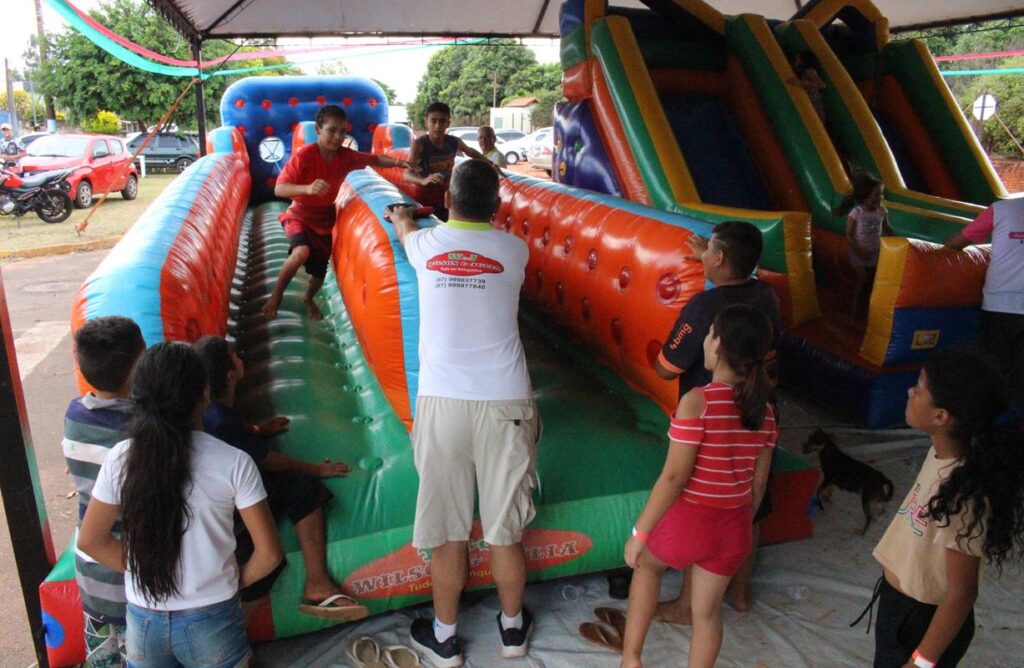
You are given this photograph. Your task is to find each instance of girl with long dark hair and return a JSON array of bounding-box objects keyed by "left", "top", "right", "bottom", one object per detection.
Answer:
[
  {"left": 620, "top": 304, "right": 778, "bottom": 668},
  {"left": 871, "top": 349, "right": 1024, "bottom": 667},
  {"left": 79, "top": 342, "right": 282, "bottom": 667}
]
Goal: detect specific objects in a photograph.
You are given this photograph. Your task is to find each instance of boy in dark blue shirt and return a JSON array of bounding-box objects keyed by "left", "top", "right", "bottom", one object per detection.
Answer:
[{"left": 193, "top": 335, "right": 367, "bottom": 621}]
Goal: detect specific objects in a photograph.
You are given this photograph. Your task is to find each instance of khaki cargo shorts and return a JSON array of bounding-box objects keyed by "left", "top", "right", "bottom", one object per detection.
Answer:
[{"left": 411, "top": 396, "right": 541, "bottom": 549}]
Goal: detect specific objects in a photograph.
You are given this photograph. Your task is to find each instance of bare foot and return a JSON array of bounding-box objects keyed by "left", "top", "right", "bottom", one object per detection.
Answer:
[
  {"left": 262, "top": 295, "right": 280, "bottom": 319},
  {"left": 725, "top": 589, "right": 753, "bottom": 612},
  {"left": 304, "top": 299, "right": 323, "bottom": 321},
  {"left": 653, "top": 598, "right": 692, "bottom": 625}
]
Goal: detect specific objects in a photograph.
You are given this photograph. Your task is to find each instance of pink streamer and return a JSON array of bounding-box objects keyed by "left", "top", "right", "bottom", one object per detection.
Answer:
[{"left": 934, "top": 49, "right": 1024, "bottom": 62}]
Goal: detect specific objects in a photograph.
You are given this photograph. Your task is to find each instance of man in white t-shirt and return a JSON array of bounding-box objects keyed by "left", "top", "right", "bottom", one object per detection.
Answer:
[
  {"left": 391, "top": 159, "right": 540, "bottom": 667},
  {"left": 946, "top": 198, "right": 1024, "bottom": 409}
]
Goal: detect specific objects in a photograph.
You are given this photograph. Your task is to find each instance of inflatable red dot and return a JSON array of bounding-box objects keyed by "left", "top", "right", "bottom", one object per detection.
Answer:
[
  {"left": 261, "top": 99, "right": 272, "bottom": 110},
  {"left": 657, "top": 273, "right": 680, "bottom": 303},
  {"left": 541, "top": 228, "right": 551, "bottom": 247},
  {"left": 587, "top": 249, "right": 598, "bottom": 271},
  {"left": 342, "top": 97, "right": 353, "bottom": 107},
  {"left": 369, "top": 98, "right": 378, "bottom": 107},
  {"left": 522, "top": 220, "right": 530, "bottom": 236},
  {"left": 346, "top": 122, "right": 353, "bottom": 132},
  {"left": 237, "top": 125, "right": 247, "bottom": 135},
  {"left": 610, "top": 318, "right": 623, "bottom": 344},
  {"left": 563, "top": 235, "right": 574, "bottom": 256},
  {"left": 288, "top": 97, "right": 299, "bottom": 106},
  {"left": 618, "top": 267, "right": 631, "bottom": 290},
  {"left": 368, "top": 123, "right": 378, "bottom": 133},
  {"left": 264, "top": 126, "right": 274, "bottom": 136},
  {"left": 234, "top": 99, "right": 246, "bottom": 108},
  {"left": 316, "top": 95, "right": 326, "bottom": 105}
]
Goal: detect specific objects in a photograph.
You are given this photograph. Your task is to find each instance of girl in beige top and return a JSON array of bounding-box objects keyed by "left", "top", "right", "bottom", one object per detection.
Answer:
[{"left": 869, "top": 349, "right": 1024, "bottom": 668}]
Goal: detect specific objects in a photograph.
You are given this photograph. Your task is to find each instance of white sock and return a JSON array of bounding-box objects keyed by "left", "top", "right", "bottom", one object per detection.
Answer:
[
  {"left": 500, "top": 610, "right": 523, "bottom": 631},
  {"left": 433, "top": 618, "right": 457, "bottom": 643}
]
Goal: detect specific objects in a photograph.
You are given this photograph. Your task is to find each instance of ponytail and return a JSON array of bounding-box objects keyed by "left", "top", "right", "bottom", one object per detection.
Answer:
[
  {"left": 119, "top": 342, "right": 208, "bottom": 604},
  {"left": 922, "top": 350, "right": 1024, "bottom": 571},
  {"left": 712, "top": 304, "right": 774, "bottom": 431}
]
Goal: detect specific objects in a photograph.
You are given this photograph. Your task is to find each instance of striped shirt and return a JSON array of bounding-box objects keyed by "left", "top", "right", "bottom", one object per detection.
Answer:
[
  {"left": 62, "top": 394, "right": 132, "bottom": 624},
  {"left": 668, "top": 382, "right": 776, "bottom": 508}
]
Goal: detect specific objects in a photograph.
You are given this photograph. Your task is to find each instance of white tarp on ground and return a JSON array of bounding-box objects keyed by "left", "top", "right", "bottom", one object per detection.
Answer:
[
  {"left": 148, "top": 0, "right": 1024, "bottom": 38},
  {"left": 254, "top": 392, "right": 1024, "bottom": 667}
]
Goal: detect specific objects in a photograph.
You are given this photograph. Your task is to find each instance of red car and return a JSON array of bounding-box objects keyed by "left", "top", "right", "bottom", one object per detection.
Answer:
[{"left": 20, "top": 133, "right": 139, "bottom": 208}]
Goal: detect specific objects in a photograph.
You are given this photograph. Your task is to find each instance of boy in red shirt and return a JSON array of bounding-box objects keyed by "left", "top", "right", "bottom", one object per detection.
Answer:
[{"left": 263, "top": 105, "right": 409, "bottom": 320}]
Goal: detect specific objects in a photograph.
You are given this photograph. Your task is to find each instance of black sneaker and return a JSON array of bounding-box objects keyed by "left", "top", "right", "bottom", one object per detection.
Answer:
[
  {"left": 410, "top": 617, "right": 464, "bottom": 668},
  {"left": 497, "top": 607, "right": 533, "bottom": 659}
]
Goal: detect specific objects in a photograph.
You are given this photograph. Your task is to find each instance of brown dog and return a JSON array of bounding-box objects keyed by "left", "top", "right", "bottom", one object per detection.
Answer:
[{"left": 802, "top": 428, "right": 895, "bottom": 534}]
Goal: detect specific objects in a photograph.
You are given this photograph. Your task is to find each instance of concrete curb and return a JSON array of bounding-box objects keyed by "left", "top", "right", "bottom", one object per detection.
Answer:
[{"left": 0, "top": 236, "right": 122, "bottom": 262}]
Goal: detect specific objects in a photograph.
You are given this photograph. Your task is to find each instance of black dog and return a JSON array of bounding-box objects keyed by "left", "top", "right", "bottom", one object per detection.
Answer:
[{"left": 802, "top": 428, "right": 895, "bottom": 535}]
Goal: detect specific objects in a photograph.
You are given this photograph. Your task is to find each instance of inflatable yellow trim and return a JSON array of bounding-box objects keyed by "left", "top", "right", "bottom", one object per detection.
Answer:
[
  {"left": 669, "top": 0, "right": 726, "bottom": 36},
  {"left": 801, "top": 0, "right": 889, "bottom": 47},
  {"left": 860, "top": 235, "right": 908, "bottom": 365}
]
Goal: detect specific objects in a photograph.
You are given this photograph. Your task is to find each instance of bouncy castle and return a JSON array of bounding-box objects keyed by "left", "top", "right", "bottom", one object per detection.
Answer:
[{"left": 38, "top": 0, "right": 999, "bottom": 663}]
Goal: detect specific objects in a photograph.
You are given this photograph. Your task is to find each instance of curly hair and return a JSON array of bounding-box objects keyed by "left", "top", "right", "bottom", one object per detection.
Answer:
[
  {"left": 923, "top": 349, "right": 1024, "bottom": 571},
  {"left": 120, "top": 342, "right": 207, "bottom": 604}
]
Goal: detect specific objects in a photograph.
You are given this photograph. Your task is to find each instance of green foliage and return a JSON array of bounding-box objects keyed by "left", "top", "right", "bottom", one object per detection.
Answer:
[
  {"left": 529, "top": 89, "right": 563, "bottom": 129},
  {"left": 409, "top": 40, "right": 540, "bottom": 127},
  {"left": 315, "top": 60, "right": 349, "bottom": 76},
  {"left": 38, "top": 0, "right": 298, "bottom": 128},
  {"left": 502, "top": 63, "right": 561, "bottom": 102},
  {"left": 372, "top": 79, "right": 399, "bottom": 105},
  {"left": 83, "top": 109, "right": 121, "bottom": 134},
  {"left": 909, "top": 18, "right": 1024, "bottom": 157},
  {"left": 0, "top": 90, "right": 46, "bottom": 127}
]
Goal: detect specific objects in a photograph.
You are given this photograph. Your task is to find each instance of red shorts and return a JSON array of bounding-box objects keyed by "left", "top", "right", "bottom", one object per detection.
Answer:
[
  {"left": 646, "top": 499, "right": 753, "bottom": 576},
  {"left": 279, "top": 216, "right": 332, "bottom": 279}
]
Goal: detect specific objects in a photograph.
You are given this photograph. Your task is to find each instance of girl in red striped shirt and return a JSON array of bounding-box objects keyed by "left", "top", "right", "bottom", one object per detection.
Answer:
[{"left": 621, "top": 304, "right": 777, "bottom": 668}]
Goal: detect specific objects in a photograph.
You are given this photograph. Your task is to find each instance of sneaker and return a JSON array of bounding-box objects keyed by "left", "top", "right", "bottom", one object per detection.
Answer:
[
  {"left": 497, "top": 607, "right": 533, "bottom": 659},
  {"left": 409, "top": 617, "right": 464, "bottom": 668}
]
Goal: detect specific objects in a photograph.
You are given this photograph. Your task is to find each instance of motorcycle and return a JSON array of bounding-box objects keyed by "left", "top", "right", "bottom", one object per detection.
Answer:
[{"left": 0, "top": 167, "right": 75, "bottom": 224}]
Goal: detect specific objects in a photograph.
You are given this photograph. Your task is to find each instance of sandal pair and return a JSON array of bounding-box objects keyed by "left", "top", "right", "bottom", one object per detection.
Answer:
[
  {"left": 578, "top": 607, "right": 627, "bottom": 654},
  {"left": 347, "top": 635, "right": 421, "bottom": 668},
  {"left": 298, "top": 593, "right": 370, "bottom": 621}
]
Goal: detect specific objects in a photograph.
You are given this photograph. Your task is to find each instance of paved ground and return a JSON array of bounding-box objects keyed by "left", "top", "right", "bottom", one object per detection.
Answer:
[{"left": 0, "top": 250, "right": 107, "bottom": 668}]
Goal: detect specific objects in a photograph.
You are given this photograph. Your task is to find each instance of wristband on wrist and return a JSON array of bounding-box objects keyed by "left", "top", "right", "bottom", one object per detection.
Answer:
[
  {"left": 631, "top": 525, "right": 649, "bottom": 543},
  {"left": 911, "top": 650, "right": 935, "bottom": 668}
]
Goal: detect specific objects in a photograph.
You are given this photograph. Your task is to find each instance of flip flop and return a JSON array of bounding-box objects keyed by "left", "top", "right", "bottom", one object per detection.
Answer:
[
  {"left": 594, "top": 607, "right": 627, "bottom": 640},
  {"left": 578, "top": 621, "right": 623, "bottom": 653},
  {"left": 346, "top": 635, "right": 386, "bottom": 668},
  {"left": 382, "top": 644, "right": 422, "bottom": 668},
  {"left": 299, "top": 593, "right": 370, "bottom": 621}
]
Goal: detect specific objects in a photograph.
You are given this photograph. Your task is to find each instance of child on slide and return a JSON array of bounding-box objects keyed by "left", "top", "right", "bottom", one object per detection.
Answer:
[
  {"left": 839, "top": 170, "right": 894, "bottom": 317},
  {"left": 621, "top": 304, "right": 777, "bottom": 668},
  {"left": 866, "top": 349, "right": 1024, "bottom": 667},
  {"left": 78, "top": 342, "right": 284, "bottom": 667},
  {"left": 263, "top": 104, "right": 409, "bottom": 321},
  {"left": 193, "top": 335, "right": 368, "bottom": 621},
  {"left": 788, "top": 50, "right": 827, "bottom": 123}
]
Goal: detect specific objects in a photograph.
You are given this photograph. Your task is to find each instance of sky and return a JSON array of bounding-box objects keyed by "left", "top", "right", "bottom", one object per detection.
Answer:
[{"left": 6, "top": 0, "right": 560, "bottom": 104}]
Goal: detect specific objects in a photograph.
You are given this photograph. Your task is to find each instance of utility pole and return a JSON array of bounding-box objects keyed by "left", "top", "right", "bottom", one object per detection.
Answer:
[
  {"left": 492, "top": 72, "right": 498, "bottom": 108},
  {"left": 4, "top": 59, "right": 19, "bottom": 134},
  {"left": 34, "top": 0, "right": 56, "bottom": 131}
]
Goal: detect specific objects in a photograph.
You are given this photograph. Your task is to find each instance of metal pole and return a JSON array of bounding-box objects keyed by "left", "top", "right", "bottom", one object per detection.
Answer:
[
  {"left": 4, "top": 58, "right": 20, "bottom": 134},
  {"left": 0, "top": 267, "right": 55, "bottom": 668},
  {"left": 191, "top": 39, "right": 207, "bottom": 157}
]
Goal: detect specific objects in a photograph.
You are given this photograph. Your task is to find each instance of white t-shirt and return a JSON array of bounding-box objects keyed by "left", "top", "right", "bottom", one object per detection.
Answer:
[
  {"left": 962, "top": 198, "right": 1024, "bottom": 315},
  {"left": 484, "top": 148, "right": 507, "bottom": 168},
  {"left": 92, "top": 431, "right": 267, "bottom": 611},
  {"left": 404, "top": 220, "right": 532, "bottom": 400}
]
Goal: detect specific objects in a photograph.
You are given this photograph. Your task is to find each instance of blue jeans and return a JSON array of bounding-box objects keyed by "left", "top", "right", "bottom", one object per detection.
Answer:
[{"left": 125, "top": 596, "right": 250, "bottom": 668}]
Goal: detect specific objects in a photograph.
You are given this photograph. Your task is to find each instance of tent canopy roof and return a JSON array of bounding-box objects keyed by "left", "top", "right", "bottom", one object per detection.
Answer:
[{"left": 145, "top": 0, "right": 1024, "bottom": 41}]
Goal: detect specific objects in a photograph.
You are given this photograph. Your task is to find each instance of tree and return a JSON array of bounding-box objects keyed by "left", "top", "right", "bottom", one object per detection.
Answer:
[
  {"left": 83, "top": 110, "right": 121, "bottom": 134},
  {"left": 372, "top": 79, "right": 399, "bottom": 105},
  {"left": 530, "top": 89, "right": 563, "bottom": 129},
  {"left": 0, "top": 91, "right": 46, "bottom": 128},
  {"left": 409, "top": 40, "right": 539, "bottom": 127},
  {"left": 315, "top": 60, "right": 349, "bottom": 76},
  {"left": 503, "top": 63, "right": 561, "bottom": 102},
  {"left": 39, "top": 0, "right": 299, "bottom": 129}
]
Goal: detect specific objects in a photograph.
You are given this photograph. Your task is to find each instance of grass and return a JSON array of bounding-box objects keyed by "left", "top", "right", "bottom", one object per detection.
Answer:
[{"left": 0, "top": 173, "right": 177, "bottom": 258}]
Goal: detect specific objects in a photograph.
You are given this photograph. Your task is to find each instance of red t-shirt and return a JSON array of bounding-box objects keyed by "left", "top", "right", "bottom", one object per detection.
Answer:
[
  {"left": 668, "top": 382, "right": 777, "bottom": 508},
  {"left": 278, "top": 142, "right": 379, "bottom": 230}
]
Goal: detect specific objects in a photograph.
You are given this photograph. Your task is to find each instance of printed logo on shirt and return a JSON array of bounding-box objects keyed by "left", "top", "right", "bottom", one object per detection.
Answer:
[
  {"left": 669, "top": 323, "right": 693, "bottom": 349},
  {"left": 426, "top": 251, "right": 505, "bottom": 277},
  {"left": 895, "top": 483, "right": 930, "bottom": 537},
  {"left": 1010, "top": 231, "right": 1024, "bottom": 242}
]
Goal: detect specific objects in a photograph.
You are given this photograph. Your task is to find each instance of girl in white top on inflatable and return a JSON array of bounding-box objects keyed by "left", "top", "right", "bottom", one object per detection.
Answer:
[
  {"left": 79, "top": 341, "right": 283, "bottom": 668},
  {"left": 838, "top": 171, "right": 895, "bottom": 317}
]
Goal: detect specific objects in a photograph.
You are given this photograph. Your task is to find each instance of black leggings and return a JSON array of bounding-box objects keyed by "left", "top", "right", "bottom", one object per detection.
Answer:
[{"left": 874, "top": 577, "right": 975, "bottom": 668}]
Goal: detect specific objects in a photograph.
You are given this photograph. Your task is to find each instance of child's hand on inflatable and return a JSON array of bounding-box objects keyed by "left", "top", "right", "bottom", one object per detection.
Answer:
[
  {"left": 307, "top": 179, "right": 330, "bottom": 196},
  {"left": 423, "top": 173, "right": 445, "bottom": 187},
  {"left": 258, "top": 416, "right": 290, "bottom": 436},
  {"left": 314, "top": 459, "right": 351, "bottom": 478},
  {"left": 624, "top": 536, "right": 644, "bottom": 569}
]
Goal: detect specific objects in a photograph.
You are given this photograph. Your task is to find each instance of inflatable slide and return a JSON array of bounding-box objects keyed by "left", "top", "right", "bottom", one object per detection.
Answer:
[
  {"left": 554, "top": 0, "right": 996, "bottom": 426},
  {"left": 39, "top": 75, "right": 817, "bottom": 666}
]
